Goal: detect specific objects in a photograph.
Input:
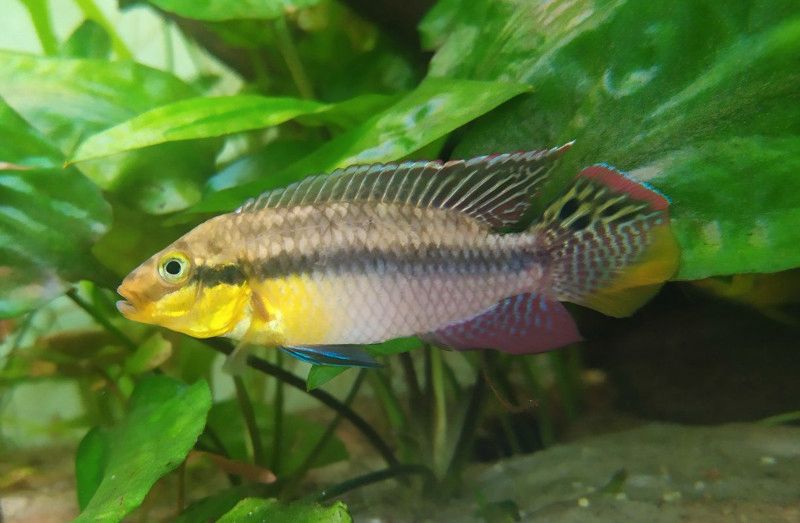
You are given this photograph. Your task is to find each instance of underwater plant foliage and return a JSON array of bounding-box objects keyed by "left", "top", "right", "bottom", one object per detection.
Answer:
[{"left": 0, "top": 0, "right": 799, "bottom": 521}]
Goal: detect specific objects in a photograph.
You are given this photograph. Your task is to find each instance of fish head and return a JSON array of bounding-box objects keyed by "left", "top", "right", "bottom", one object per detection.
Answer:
[{"left": 116, "top": 221, "right": 250, "bottom": 339}]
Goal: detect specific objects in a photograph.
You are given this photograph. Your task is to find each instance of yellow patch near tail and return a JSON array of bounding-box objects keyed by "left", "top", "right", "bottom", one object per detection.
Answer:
[{"left": 579, "top": 224, "right": 680, "bottom": 317}]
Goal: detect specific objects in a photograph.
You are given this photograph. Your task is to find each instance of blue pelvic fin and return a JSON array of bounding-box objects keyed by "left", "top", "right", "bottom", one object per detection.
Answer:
[
  {"left": 426, "top": 293, "right": 582, "bottom": 354},
  {"left": 281, "top": 345, "right": 382, "bottom": 368}
]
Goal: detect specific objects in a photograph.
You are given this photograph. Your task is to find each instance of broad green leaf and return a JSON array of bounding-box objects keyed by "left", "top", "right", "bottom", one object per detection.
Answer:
[
  {"left": 75, "top": 427, "right": 109, "bottom": 510},
  {"left": 148, "top": 0, "right": 322, "bottom": 21},
  {"left": 71, "top": 95, "right": 328, "bottom": 162},
  {"left": 60, "top": 20, "right": 111, "bottom": 59},
  {"left": 634, "top": 137, "right": 800, "bottom": 279},
  {"left": 0, "top": 52, "right": 219, "bottom": 214},
  {"left": 190, "top": 77, "right": 531, "bottom": 213},
  {"left": 424, "top": 0, "right": 800, "bottom": 279},
  {"left": 0, "top": 97, "right": 62, "bottom": 168},
  {"left": 75, "top": 376, "right": 212, "bottom": 523},
  {"left": 217, "top": 498, "right": 351, "bottom": 523},
  {"left": 0, "top": 99, "right": 111, "bottom": 316},
  {"left": 206, "top": 399, "right": 347, "bottom": 476}
]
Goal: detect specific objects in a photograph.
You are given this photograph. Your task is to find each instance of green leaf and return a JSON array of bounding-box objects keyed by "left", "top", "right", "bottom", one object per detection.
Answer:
[
  {"left": 148, "top": 0, "right": 322, "bottom": 21},
  {"left": 174, "top": 487, "right": 263, "bottom": 523},
  {"left": 124, "top": 332, "right": 173, "bottom": 374},
  {"left": 75, "top": 427, "right": 109, "bottom": 511},
  {"left": 206, "top": 399, "right": 347, "bottom": 476},
  {"left": 217, "top": 498, "right": 351, "bottom": 523},
  {"left": 74, "top": 376, "right": 212, "bottom": 523},
  {"left": 306, "top": 365, "right": 348, "bottom": 391},
  {"left": 0, "top": 163, "right": 111, "bottom": 317},
  {"left": 305, "top": 338, "right": 420, "bottom": 390},
  {"left": 71, "top": 95, "right": 328, "bottom": 162},
  {"left": 425, "top": 0, "right": 800, "bottom": 279},
  {"left": 60, "top": 20, "right": 111, "bottom": 59},
  {"left": 0, "top": 96, "right": 62, "bottom": 168},
  {"left": 636, "top": 137, "right": 800, "bottom": 279},
  {"left": 0, "top": 51, "right": 219, "bottom": 214},
  {"left": 190, "top": 77, "right": 531, "bottom": 213}
]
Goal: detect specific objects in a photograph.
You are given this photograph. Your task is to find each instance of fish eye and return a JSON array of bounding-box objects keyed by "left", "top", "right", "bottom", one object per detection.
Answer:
[{"left": 158, "top": 252, "right": 191, "bottom": 284}]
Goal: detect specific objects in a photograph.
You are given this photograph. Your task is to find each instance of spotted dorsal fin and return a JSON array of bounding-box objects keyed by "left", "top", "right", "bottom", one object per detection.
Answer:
[{"left": 237, "top": 143, "right": 572, "bottom": 228}]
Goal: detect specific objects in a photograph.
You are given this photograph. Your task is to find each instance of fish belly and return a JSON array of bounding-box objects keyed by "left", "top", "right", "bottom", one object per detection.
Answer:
[{"left": 257, "top": 266, "right": 529, "bottom": 346}]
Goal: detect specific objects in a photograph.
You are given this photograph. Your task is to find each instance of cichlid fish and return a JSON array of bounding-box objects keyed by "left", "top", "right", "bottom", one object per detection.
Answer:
[{"left": 116, "top": 144, "right": 678, "bottom": 368}]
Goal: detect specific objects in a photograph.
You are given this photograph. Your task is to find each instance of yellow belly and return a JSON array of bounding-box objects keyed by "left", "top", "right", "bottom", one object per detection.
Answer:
[{"left": 251, "top": 275, "right": 334, "bottom": 345}]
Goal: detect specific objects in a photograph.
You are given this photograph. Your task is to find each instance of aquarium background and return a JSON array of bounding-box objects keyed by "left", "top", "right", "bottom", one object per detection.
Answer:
[{"left": 0, "top": 1, "right": 799, "bottom": 521}]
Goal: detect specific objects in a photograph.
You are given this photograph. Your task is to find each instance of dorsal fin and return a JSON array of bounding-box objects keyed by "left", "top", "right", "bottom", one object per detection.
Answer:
[{"left": 237, "top": 143, "right": 572, "bottom": 228}]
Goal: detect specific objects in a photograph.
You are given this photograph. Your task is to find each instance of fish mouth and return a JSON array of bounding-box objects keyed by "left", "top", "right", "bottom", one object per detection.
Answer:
[{"left": 116, "top": 285, "right": 139, "bottom": 318}]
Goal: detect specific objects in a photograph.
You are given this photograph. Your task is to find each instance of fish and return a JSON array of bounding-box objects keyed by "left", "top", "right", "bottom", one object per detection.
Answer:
[{"left": 116, "top": 143, "right": 679, "bottom": 369}]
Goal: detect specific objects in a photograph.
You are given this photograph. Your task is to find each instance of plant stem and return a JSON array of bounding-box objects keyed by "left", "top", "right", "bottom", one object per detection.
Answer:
[
  {"left": 520, "top": 357, "right": 555, "bottom": 447},
  {"left": 234, "top": 376, "right": 266, "bottom": 466},
  {"left": 284, "top": 370, "right": 367, "bottom": 497},
  {"left": 74, "top": 0, "right": 133, "bottom": 59},
  {"left": 313, "top": 464, "right": 435, "bottom": 502},
  {"left": 203, "top": 338, "right": 399, "bottom": 467},
  {"left": 399, "top": 352, "right": 423, "bottom": 409},
  {"left": 430, "top": 349, "right": 448, "bottom": 477},
  {"left": 67, "top": 288, "right": 137, "bottom": 352},
  {"left": 163, "top": 19, "right": 175, "bottom": 73},
  {"left": 270, "top": 351, "right": 284, "bottom": 473},
  {"left": 369, "top": 371, "right": 408, "bottom": 434},
  {"left": 760, "top": 410, "right": 800, "bottom": 426},
  {"left": 176, "top": 460, "right": 186, "bottom": 514},
  {"left": 272, "top": 16, "right": 315, "bottom": 99},
  {"left": 548, "top": 349, "right": 581, "bottom": 420},
  {"left": 445, "top": 367, "right": 486, "bottom": 478},
  {"left": 21, "top": 0, "right": 58, "bottom": 55}
]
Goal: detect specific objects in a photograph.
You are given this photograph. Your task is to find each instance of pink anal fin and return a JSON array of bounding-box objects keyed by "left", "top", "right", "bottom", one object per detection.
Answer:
[{"left": 426, "top": 293, "right": 582, "bottom": 354}]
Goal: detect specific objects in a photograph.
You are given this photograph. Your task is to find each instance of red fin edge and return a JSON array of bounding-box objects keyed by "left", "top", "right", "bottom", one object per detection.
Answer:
[{"left": 580, "top": 165, "right": 669, "bottom": 212}]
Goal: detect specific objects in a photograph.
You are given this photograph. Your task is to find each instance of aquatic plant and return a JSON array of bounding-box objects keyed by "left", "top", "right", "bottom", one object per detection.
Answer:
[{"left": 1, "top": 0, "right": 798, "bottom": 520}]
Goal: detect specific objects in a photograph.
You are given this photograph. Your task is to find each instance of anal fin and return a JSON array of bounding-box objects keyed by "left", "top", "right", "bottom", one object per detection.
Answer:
[
  {"left": 427, "top": 293, "right": 582, "bottom": 354},
  {"left": 282, "top": 345, "right": 381, "bottom": 368}
]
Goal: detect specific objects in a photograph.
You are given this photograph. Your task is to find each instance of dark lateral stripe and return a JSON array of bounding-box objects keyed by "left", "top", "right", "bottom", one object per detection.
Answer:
[
  {"left": 192, "top": 246, "right": 532, "bottom": 287},
  {"left": 192, "top": 264, "right": 247, "bottom": 286}
]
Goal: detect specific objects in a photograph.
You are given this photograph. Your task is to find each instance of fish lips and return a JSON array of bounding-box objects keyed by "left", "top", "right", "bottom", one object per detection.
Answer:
[{"left": 116, "top": 285, "right": 141, "bottom": 319}]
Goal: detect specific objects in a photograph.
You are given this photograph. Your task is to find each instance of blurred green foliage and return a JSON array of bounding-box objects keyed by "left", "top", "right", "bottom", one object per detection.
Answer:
[{"left": 1, "top": 0, "right": 799, "bottom": 521}]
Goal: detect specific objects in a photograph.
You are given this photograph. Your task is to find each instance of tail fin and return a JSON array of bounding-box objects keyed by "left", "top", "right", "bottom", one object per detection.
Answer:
[{"left": 536, "top": 164, "right": 679, "bottom": 317}]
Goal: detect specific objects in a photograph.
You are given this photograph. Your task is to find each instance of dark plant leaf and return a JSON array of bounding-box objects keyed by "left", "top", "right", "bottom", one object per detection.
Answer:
[
  {"left": 74, "top": 376, "right": 212, "bottom": 523},
  {"left": 423, "top": 0, "right": 800, "bottom": 279}
]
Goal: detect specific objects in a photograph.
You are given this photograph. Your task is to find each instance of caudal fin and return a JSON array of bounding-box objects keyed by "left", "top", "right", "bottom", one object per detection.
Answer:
[{"left": 536, "top": 164, "right": 679, "bottom": 317}]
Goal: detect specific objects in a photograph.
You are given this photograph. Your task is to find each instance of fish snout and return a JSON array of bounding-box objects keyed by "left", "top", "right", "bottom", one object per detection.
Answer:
[{"left": 116, "top": 284, "right": 141, "bottom": 318}]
